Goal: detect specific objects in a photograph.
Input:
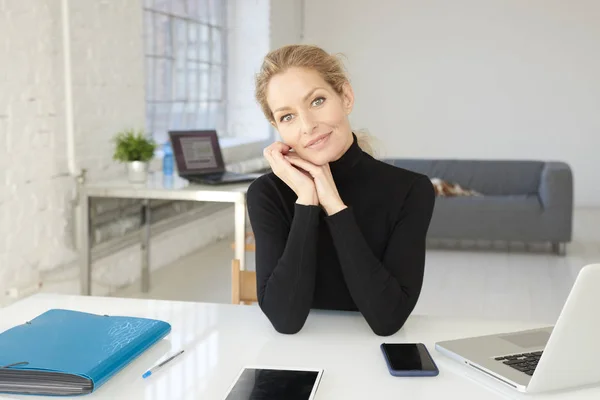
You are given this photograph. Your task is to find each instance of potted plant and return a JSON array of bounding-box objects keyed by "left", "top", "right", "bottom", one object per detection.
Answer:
[{"left": 113, "top": 129, "right": 157, "bottom": 183}]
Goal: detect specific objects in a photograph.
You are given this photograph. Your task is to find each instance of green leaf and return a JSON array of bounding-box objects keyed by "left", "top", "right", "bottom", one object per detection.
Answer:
[{"left": 112, "top": 128, "right": 157, "bottom": 162}]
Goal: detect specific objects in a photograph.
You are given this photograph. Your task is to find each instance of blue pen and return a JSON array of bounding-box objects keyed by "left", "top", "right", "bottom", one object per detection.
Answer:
[{"left": 142, "top": 350, "right": 184, "bottom": 379}]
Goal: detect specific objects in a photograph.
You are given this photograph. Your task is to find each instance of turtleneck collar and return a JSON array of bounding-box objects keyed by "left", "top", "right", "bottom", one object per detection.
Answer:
[{"left": 329, "top": 132, "right": 363, "bottom": 179}]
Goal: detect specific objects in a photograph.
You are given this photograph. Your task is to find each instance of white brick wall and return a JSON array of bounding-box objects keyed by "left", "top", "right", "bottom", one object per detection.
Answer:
[
  {"left": 1, "top": 0, "right": 274, "bottom": 306},
  {"left": 69, "top": 0, "right": 147, "bottom": 182},
  {"left": 0, "top": 0, "right": 76, "bottom": 302}
]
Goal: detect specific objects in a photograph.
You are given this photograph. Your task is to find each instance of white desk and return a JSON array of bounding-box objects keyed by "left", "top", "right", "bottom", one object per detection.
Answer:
[
  {"left": 80, "top": 173, "right": 250, "bottom": 295},
  {"left": 1, "top": 294, "right": 598, "bottom": 399}
]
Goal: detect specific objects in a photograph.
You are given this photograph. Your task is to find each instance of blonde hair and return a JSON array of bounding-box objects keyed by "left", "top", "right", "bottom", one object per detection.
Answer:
[{"left": 255, "top": 44, "right": 375, "bottom": 156}]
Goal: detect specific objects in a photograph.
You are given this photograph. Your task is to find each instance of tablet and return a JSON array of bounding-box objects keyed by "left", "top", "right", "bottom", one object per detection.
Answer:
[{"left": 223, "top": 366, "right": 324, "bottom": 400}]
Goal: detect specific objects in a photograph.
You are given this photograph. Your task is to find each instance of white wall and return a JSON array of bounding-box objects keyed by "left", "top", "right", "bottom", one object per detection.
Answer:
[
  {"left": 69, "top": 1, "right": 147, "bottom": 182},
  {"left": 226, "top": 0, "right": 304, "bottom": 142},
  {"left": 303, "top": 0, "right": 600, "bottom": 207},
  {"left": 269, "top": 0, "right": 303, "bottom": 49},
  {"left": 226, "top": 0, "right": 271, "bottom": 141},
  {"left": 0, "top": 0, "right": 75, "bottom": 297}
]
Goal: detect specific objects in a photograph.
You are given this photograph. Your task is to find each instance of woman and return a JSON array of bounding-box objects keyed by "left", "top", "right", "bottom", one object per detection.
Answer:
[{"left": 247, "top": 44, "right": 435, "bottom": 336}]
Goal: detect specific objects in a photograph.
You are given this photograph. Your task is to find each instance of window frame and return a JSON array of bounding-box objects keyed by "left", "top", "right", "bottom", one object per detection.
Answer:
[{"left": 143, "top": 1, "right": 228, "bottom": 145}]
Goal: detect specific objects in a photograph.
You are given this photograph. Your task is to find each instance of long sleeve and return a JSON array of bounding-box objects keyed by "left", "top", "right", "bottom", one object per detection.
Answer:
[
  {"left": 325, "top": 175, "right": 436, "bottom": 336},
  {"left": 246, "top": 178, "right": 321, "bottom": 334}
]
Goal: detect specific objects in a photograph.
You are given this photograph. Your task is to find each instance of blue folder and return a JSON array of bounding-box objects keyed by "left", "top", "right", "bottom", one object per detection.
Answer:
[{"left": 0, "top": 309, "right": 171, "bottom": 396}]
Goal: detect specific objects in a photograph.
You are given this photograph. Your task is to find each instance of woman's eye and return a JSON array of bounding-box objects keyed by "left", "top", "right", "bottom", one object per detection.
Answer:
[
  {"left": 311, "top": 97, "right": 325, "bottom": 107},
  {"left": 280, "top": 114, "right": 293, "bottom": 122}
]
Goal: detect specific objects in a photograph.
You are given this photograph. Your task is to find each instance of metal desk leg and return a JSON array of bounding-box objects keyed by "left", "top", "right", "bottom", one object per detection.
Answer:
[
  {"left": 80, "top": 194, "right": 91, "bottom": 295},
  {"left": 234, "top": 196, "right": 247, "bottom": 270},
  {"left": 141, "top": 199, "right": 151, "bottom": 292}
]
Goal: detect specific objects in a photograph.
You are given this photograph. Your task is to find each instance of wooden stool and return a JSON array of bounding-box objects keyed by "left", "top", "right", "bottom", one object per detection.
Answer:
[
  {"left": 231, "top": 259, "right": 257, "bottom": 305},
  {"left": 231, "top": 232, "right": 256, "bottom": 252}
]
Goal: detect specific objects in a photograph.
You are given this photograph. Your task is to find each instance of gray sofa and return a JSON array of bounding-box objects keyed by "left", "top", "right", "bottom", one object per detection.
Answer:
[{"left": 382, "top": 159, "right": 574, "bottom": 255}]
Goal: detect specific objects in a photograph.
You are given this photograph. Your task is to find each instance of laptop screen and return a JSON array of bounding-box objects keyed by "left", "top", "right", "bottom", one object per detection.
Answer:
[{"left": 169, "top": 130, "right": 226, "bottom": 176}]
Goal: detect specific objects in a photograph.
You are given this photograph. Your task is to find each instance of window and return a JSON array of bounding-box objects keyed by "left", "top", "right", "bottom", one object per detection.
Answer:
[{"left": 144, "top": 0, "right": 227, "bottom": 145}]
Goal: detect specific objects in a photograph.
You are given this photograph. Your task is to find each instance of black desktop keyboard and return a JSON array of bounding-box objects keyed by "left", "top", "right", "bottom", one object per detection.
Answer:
[{"left": 494, "top": 351, "right": 543, "bottom": 376}]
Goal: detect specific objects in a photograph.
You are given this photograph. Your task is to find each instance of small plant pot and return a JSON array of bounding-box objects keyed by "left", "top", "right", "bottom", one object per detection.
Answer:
[{"left": 127, "top": 161, "right": 149, "bottom": 183}]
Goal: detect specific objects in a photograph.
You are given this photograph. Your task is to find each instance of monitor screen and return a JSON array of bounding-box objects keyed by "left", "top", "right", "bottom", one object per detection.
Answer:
[
  {"left": 169, "top": 130, "right": 225, "bottom": 175},
  {"left": 179, "top": 136, "right": 218, "bottom": 170}
]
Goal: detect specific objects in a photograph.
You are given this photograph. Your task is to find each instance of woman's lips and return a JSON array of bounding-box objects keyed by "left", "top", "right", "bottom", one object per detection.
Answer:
[{"left": 306, "top": 132, "right": 331, "bottom": 149}]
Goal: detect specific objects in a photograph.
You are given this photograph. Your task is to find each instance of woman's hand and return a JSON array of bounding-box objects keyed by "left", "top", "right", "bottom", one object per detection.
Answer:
[
  {"left": 263, "top": 142, "right": 318, "bottom": 206},
  {"left": 284, "top": 154, "right": 347, "bottom": 215}
]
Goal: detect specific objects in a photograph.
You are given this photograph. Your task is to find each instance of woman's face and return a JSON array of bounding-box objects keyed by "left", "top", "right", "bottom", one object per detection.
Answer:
[{"left": 267, "top": 67, "right": 354, "bottom": 166}]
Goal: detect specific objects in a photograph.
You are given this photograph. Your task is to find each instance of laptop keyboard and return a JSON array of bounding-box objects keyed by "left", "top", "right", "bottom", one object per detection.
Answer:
[
  {"left": 494, "top": 351, "right": 543, "bottom": 376},
  {"left": 187, "top": 174, "right": 224, "bottom": 184}
]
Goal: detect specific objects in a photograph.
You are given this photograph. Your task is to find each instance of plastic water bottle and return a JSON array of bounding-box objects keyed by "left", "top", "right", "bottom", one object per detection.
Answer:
[{"left": 162, "top": 141, "right": 174, "bottom": 176}]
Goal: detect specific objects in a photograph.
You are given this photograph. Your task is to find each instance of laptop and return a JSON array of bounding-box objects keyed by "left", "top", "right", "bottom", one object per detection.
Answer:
[
  {"left": 435, "top": 263, "right": 600, "bottom": 394},
  {"left": 169, "top": 130, "right": 264, "bottom": 185}
]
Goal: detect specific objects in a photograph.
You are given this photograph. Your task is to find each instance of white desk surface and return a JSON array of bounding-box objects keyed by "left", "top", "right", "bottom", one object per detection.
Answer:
[
  {"left": 0, "top": 294, "right": 597, "bottom": 400},
  {"left": 83, "top": 173, "right": 250, "bottom": 202}
]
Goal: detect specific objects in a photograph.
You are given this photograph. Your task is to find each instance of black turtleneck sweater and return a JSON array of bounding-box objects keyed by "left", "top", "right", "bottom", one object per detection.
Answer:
[{"left": 246, "top": 134, "right": 435, "bottom": 336}]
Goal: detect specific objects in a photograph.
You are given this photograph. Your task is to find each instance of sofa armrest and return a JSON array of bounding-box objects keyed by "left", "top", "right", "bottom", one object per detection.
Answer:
[{"left": 539, "top": 162, "right": 573, "bottom": 212}]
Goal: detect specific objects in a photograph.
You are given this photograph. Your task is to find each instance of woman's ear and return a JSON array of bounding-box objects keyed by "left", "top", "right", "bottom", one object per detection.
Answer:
[{"left": 342, "top": 82, "right": 355, "bottom": 115}]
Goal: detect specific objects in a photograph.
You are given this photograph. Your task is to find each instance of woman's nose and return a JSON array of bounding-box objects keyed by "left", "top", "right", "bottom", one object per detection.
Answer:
[{"left": 299, "top": 113, "right": 317, "bottom": 135}]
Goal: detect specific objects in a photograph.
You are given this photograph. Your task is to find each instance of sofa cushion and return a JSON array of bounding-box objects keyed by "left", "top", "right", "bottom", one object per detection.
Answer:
[
  {"left": 434, "top": 194, "right": 542, "bottom": 214},
  {"left": 428, "top": 195, "right": 545, "bottom": 241},
  {"left": 383, "top": 159, "right": 545, "bottom": 196}
]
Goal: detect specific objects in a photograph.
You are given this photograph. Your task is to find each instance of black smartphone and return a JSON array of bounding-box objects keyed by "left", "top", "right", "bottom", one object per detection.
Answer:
[{"left": 380, "top": 343, "right": 439, "bottom": 377}]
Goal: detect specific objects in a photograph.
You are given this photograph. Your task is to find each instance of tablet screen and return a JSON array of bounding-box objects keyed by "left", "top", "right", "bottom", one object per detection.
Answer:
[{"left": 224, "top": 368, "right": 322, "bottom": 400}]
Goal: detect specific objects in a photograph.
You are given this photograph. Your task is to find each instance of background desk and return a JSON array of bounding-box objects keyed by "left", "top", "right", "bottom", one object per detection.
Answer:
[
  {"left": 1, "top": 294, "right": 598, "bottom": 399},
  {"left": 80, "top": 174, "right": 251, "bottom": 295}
]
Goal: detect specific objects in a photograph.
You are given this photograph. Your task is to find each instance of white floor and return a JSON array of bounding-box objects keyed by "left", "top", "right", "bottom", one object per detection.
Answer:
[{"left": 113, "top": 208, "right": 600, "bottom": 326}]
